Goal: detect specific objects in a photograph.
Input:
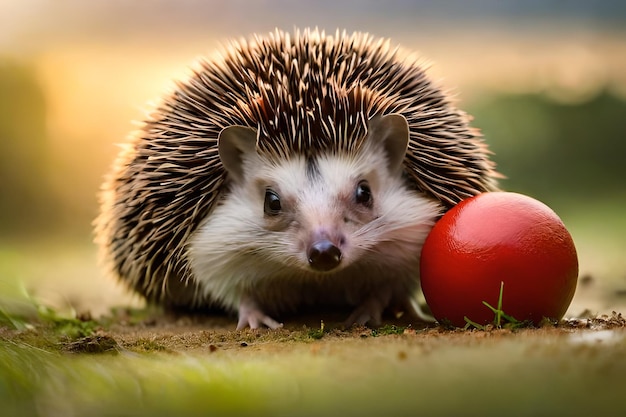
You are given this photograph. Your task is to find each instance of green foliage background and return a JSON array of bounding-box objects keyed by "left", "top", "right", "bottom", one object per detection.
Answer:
[{"left": 469, "top": 92, "right": 626, "bottom": 204}]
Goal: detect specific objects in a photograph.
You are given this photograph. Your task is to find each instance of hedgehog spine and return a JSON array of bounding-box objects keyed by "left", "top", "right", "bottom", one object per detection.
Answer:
[{"left": 95, "top": 28, "right": 499, "bottom": 329}]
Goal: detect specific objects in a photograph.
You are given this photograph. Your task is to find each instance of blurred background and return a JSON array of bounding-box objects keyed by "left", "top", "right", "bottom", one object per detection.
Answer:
[{"left": 1, "top": 0, "right": 625, "bottom": 317}]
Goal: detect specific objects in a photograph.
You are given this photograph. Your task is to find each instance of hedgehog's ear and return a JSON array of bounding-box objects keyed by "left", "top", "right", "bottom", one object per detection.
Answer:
[
  {"left": 218, "top": 126, "right": 258, "bottom": 184},
  {"left": 367, "top": 114, "right": 409, "bottom": 175}
]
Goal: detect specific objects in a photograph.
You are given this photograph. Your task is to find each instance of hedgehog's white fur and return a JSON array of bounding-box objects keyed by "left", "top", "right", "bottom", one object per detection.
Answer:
[{"left": 189, "top": 115, "right": 442, "bottom": 328}]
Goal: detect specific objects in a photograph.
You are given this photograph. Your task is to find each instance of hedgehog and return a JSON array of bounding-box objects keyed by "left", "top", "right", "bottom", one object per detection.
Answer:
[{"left": 95, "top": 28, "right": 499, "bottom": 329}]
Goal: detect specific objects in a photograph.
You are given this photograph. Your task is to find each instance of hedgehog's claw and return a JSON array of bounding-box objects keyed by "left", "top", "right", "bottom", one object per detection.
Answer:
[{"left": 237, "top": 295, "right": 283, "bottom": 330}]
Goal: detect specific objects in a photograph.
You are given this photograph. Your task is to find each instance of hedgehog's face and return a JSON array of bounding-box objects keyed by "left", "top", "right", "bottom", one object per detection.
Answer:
[{"left": 216, "top": 114, "right": 442, "bottom": 275}]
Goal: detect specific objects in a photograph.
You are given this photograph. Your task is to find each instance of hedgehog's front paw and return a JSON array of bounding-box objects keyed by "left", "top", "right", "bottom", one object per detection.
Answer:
[
  {"left": 237, "top": 295, "right": 283, "bottom": 330},
  {"left": 343, "top": 289, "right": 392, "bottom": 328},
  {"left": 343, "top": 299, "right": 384, "bottom": 328}
]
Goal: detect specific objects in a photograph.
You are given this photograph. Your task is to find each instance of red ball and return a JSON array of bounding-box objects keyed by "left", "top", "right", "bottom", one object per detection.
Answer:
[{"left": 420, "top": 192, "right": 578, "bottom": 327}]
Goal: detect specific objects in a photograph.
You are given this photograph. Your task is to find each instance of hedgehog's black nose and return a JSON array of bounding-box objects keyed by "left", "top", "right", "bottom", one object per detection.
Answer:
[{"left": 308, "top": 240, "right": 342, "bottom": 272}]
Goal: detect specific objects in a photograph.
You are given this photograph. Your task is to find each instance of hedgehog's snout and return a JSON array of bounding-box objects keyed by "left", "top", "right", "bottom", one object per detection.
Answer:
[{"left": 308, "top": 239, "right": 342, "bottom": 272}]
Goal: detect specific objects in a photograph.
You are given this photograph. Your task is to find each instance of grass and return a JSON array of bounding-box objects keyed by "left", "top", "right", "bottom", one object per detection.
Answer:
[
  {"left": 306, "top": 320, "right": 326, "bottom": 340},
  {"left": 463, "top": 282, "right": 533, "bottom": 330}
]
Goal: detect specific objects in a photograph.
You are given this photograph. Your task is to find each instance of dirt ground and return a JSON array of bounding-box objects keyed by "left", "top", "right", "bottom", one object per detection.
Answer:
[
  {"left": 4, "top": 239, "right": 626, "bottom": 356},
  {"left": 46, "top": 304, "right": 623, "bottom": 357},
  {"left": 5, "top": 308, "right": 625, "bottom": 417}
]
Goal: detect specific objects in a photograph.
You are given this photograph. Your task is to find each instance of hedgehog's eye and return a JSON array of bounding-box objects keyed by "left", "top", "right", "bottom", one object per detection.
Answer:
[
  {"left": 355, "top": 181, "right": 373, "bottom": 208},
  {"left": 264, "top": 190, "right": 282, "bottom": 216}
]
